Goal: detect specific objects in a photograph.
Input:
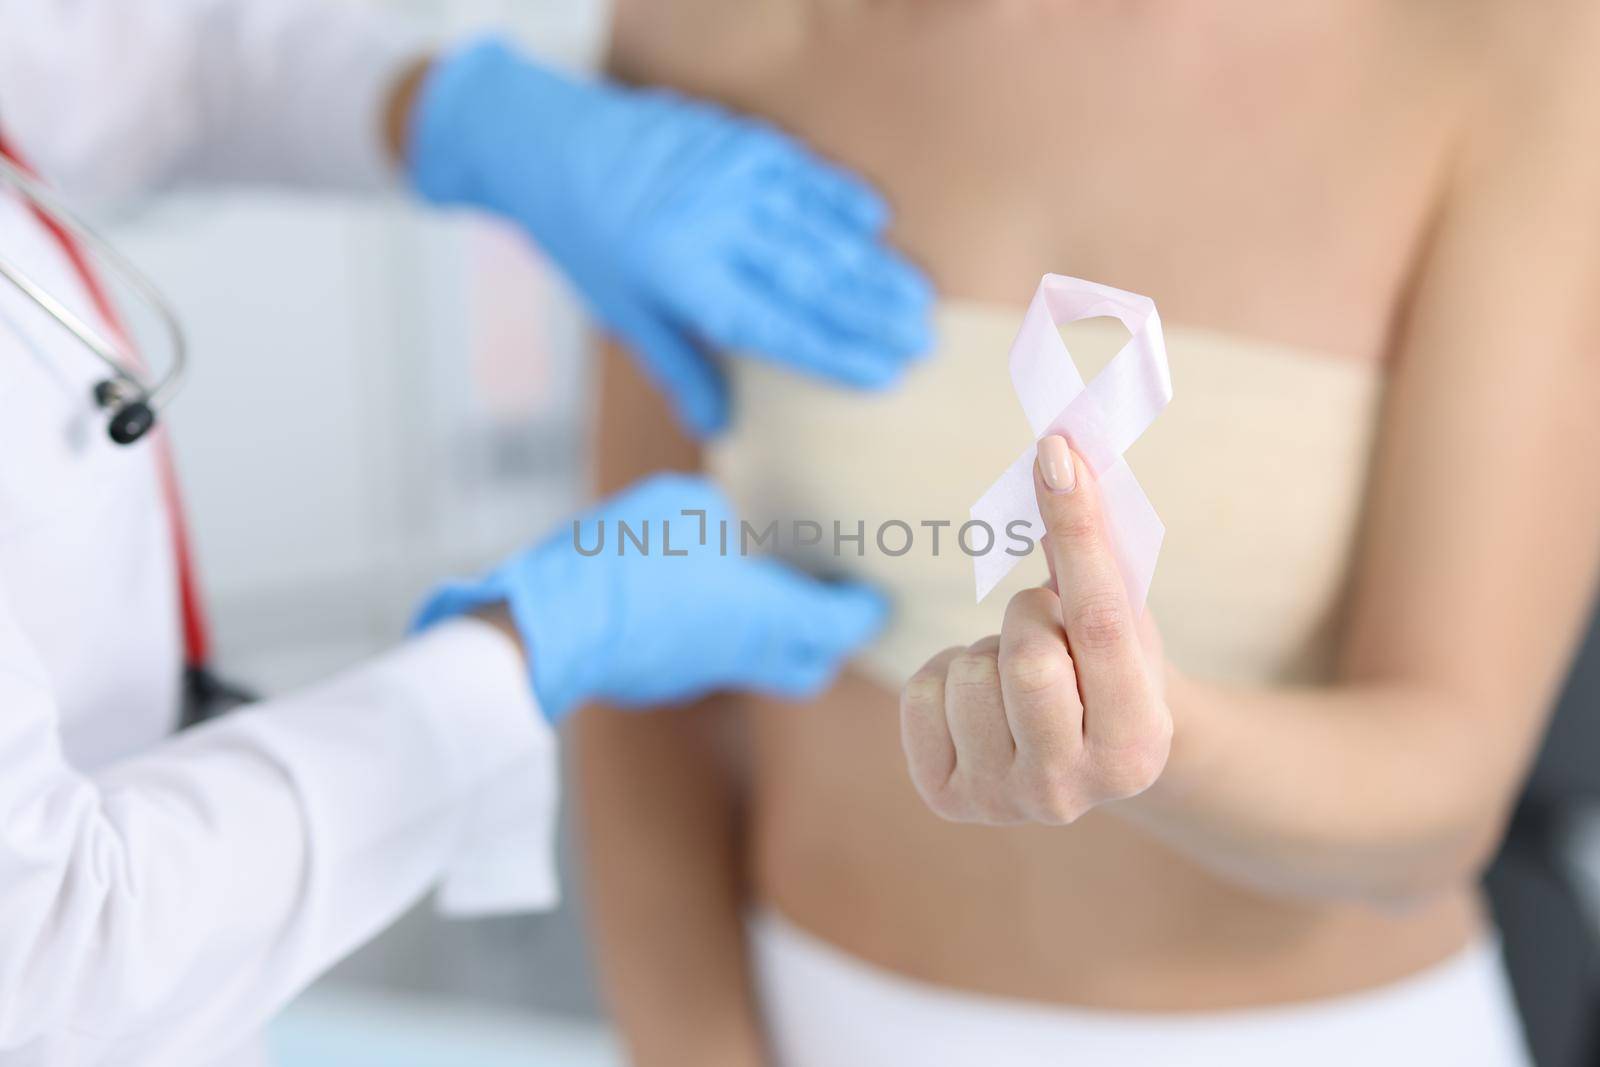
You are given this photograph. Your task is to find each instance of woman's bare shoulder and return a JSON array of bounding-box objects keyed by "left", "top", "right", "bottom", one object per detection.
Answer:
[
  {"left": 1436, "top": 0, "right": 1600, "bottom": 190},
  {"left": 1451, "top": 0, "right": 1600, "bottom": 100},
  {"left": 606, "top": 0, "right": 801, "bottom": 88}
]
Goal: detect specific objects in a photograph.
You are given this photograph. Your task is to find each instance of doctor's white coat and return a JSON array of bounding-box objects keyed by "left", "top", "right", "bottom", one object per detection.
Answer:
[{"left": 0, "top": 2, "right": 560, "bottom": 1063}]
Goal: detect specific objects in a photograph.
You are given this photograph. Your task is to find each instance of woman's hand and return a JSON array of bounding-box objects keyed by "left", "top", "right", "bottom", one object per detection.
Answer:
[{"left": 901, "top": 435, "right": 1172, "bottom": 825}]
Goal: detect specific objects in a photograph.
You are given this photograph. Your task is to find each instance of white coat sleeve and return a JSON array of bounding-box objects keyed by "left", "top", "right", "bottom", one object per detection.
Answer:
[
  {"left": 0, "top": 591, "right": 561, "bottom": 1063},
  {"left": 0, "top": 0, "right": 431, "bottom": 200}
]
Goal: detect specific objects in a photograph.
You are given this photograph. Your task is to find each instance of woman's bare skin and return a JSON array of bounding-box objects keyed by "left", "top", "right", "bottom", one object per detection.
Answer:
[
  {"left": 578, "top": 2, "right": 1600, "bottom": 1062},
  {"left": 609, "top": 1, "right": 1463, "bottom": 356}
]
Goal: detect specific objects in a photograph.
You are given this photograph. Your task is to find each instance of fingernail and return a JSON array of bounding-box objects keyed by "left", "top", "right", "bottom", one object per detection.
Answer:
[{"left": 1038, "top": 435, "right": 1076, "bottom": 494}]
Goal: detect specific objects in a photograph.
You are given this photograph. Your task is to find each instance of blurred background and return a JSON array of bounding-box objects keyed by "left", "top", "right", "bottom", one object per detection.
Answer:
[
  {"left": 93, "top": 0, "right": 1600, "bottom": 1064},
  {"left": 103, "top": 0, "right": 621, "bottom": 1062}
]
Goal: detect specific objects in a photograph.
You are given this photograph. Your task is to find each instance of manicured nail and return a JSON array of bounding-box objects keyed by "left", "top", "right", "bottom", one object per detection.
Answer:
[{"left": 1038, "top": 435, "right": 1076, "bottom": 494}]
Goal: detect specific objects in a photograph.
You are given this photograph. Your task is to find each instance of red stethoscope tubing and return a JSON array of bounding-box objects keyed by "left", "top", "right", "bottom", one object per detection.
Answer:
[{"left": 0, "top": 132, "right": 212, "bottom": 670}]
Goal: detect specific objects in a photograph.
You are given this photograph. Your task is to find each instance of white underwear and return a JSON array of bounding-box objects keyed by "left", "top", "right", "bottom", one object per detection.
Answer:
[{"left": 749, "top": 908, "right": 1531, "bottom": 1067}]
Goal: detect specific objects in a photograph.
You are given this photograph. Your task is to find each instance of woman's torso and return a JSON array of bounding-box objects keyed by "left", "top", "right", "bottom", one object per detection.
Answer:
[
  {"left": 611, "top": 1, "right": 1476, "bottom": 353},
  {"left": 610, "top": 0, "right": 1496, "bottom": 1008}
]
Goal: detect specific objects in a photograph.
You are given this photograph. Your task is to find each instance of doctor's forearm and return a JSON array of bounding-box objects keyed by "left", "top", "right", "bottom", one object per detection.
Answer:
[
  {"left": 0, "top": 619, "right": 552, "bottom": 1056},
  {"left": 1118, "top": 676, "right": 1527, "bottom": 904}
]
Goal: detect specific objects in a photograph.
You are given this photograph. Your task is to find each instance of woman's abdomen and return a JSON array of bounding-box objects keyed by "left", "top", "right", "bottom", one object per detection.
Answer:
[
  {"left": 745, "top": 672, "right": 1483, "bottom": 1010},
  {"left": 714, "top": 307, "right": 1479, "bottom": 1008}
]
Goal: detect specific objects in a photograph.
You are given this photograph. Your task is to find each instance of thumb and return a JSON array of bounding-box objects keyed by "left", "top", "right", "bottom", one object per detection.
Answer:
[
  {"left": 757, "top": 563, "right": 889, "bottom": 658},
  {"left": 807, "top": 580, "right": 890, "bottom": 656},
  {"left": 756, "top": 655, "right": 839, "bottom": 701}
]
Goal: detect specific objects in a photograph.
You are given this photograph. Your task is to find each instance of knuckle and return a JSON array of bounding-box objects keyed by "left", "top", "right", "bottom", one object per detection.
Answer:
[
  {"left": 1067, "top": 593, "right": 1132, "bottom": 652},
  {"left": 1020, "top": 773, "right": 1085, "bottom": 826},
  {"left": 945, "top": 649, "right": 1002, "bottom": 694},
  {"left": 902, "top": 738, "right": 953, "bottom": 803},
  {"left": 969, "top": 787, "right": 1024, "bottom": 826},
  {"left": 1098, "top": 760, "right": 1160, "bottom": 800},
  {"left": 1091, "top": 728, "right": 1172, "bottom": 800},
  {"left": 1010, "top": 586, "right": 1060, "bottom": 614},
  {"left": 919, "top": 779, "right": 971, "bottom": 823},
  {"left": 900, "top": 670, "right": 946, "bottom": 715},
  {"left": 1048, "top": 508, "right": 1101, "bottom": 549},
  {"left": 907, "top": 762, "right": 950, "bottom": 811},
  {"left": 1002, "top": 640, "right": 1071, "bottom": 697}
]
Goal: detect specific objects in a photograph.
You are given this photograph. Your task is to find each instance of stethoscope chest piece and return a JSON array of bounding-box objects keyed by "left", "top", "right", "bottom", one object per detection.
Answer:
[
  {"left": 93, "top": 378, "right": 156, "bottom": 445},
  {"left": 0, "top": 153, "right": 187, "bottom": 447}
]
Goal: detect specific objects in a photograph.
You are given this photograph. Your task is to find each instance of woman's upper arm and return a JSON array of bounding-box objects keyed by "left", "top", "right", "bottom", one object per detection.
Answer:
[
  {"left": 579, "top": 341, "right": 767, "bottom": 1057},
  {"left": 1339, "top": 3, "right": 1600, "bottom": 790},
  {"left": 593, "top": 336, "right": 703, "bottom": 493}
]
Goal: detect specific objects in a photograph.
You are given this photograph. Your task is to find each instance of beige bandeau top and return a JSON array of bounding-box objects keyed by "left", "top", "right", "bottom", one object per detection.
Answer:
[{"left": 708, "top": 305, "right": 1386, "bottom": 689}]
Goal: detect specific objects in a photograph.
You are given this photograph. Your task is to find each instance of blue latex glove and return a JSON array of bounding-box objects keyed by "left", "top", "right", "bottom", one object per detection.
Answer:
[
  {"left": 407, "top": 37, "right": 933, "bottom": 437},
  {"left": 413, "top": 474, "right": 887, "bottom": 723}
]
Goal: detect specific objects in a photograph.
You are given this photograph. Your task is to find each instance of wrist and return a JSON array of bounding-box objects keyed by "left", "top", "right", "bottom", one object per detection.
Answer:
[
  {"left": 413, "top": 574, "right": 561, "bottom": 719},
  {"left": 406, "top": 35, "right": 587, "bottom": 211},
  {"left": 412, "top": 520, "right": 617, "bottom": 725},
  {"left": 466, "top": 601, "right": 525, "bottom": 668},
  {"left": 504, "top": 541, "right": 613, "bottom": 725}
]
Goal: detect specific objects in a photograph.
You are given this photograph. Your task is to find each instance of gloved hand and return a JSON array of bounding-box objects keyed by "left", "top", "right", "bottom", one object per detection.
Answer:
[
  {"left": 413, "top": 474, "right": 887, "bottom": 723},
  {"left": 406, "top": 37, "right": 933, "bottom": 437}
]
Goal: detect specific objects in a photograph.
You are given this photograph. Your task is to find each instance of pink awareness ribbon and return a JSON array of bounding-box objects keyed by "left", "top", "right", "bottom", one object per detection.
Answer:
[{"left": 970, "top": 274, "right": 1173, "bottom": 608}]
